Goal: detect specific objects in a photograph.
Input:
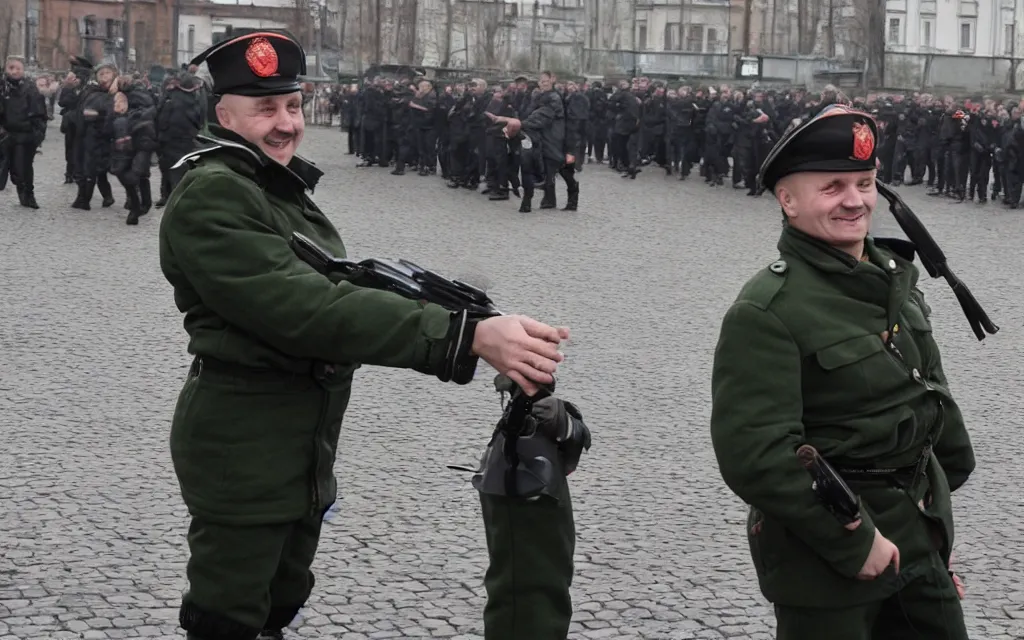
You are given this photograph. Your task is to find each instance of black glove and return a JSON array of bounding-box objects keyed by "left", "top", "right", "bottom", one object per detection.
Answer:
[{"left": 527, "top": 396, "right": 592, "bottom": 476}]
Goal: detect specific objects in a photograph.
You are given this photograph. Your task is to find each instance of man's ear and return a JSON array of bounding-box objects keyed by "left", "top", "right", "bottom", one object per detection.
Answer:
[
  {"left": 214, "top": 101, "right": 230, "bottom": 128},
  {"left": 776, "top": 184, "right": 798, "bottom": 219}
]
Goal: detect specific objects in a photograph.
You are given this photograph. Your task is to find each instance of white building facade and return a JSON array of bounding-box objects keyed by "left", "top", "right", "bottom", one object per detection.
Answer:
[
  {"left": 885, "top": 0, "right": 1022, "bottom": 58},
  {"left": 632, "top": 0, "right": 733, "bottom": 54},
  {"left": 176, "top": 0, "right": 300, "bottom": 67},
  {"left": 176, "top": 15, "right": 292, "bottom": 66}
]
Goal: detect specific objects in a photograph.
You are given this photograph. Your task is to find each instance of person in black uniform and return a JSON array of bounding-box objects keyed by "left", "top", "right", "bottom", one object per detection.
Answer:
[
  {"left": 58, "top": 57, "right": 93, "bottom": 185},
  {"left": 1, "top": 56, "right": 48, "bottom": 209},
  {"left": 483, "top": 85, "right": 517, "bottom": 200},
  {"left": 586, "top": 81, "right": 608, "bottom": 164},
  {"left": 71, "top": 63, "right": 118, "bottom": 211},
  {"left": 154, "top": 73, "right": 203, "bottom": 208}
]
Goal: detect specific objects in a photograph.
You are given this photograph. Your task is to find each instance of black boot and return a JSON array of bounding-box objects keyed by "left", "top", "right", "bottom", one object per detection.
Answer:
[
  {"left": 21, "top": 185, "right": 39, "bottom": 209},
  {"left": 125, "top": 188, "right": 142, "bottom": 225},
  {"left": 488, "top": 189, "right": 510, "bottom": 201},
  {"left": 72, "top": 180, "right": 94, "bottom": 210},
  {"left": 519, "top": 188, "right": 533, "bottom": 213},
  {"left": 561, "top": 187, "right": 578, "bottom": 211},
  {"left": 256, "top": 631, "right": 284, "bottom": 640},
  {"left": 98, "top": 179, "right": 115, "bottom": 208},
  {"left": 138, "top": 179, "right": 152, "bottom": 215},
  {"left": 539, "top": 185, "right": 556, "bottom": 209}
]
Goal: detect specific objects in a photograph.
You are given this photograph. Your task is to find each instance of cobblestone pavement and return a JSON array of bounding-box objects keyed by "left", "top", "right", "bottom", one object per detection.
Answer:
[{"left": 1, "top": 123, "right": 1023, "bottom": 640}]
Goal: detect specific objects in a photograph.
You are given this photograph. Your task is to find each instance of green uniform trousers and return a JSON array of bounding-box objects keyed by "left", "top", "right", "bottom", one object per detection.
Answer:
[
  {"left": 479, "top": 480, "right": 575, "bottom": 640},
  {"left": 183, "top": 511, "right": 325, "bottom": 636},
  {"left": 774, "top": 551, "right": 970, "bottom": 640}
]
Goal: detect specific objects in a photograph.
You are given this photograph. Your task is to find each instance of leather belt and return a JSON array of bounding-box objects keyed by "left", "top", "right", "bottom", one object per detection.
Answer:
[{"left": 191, "top": 355, "right": 337, "bottom": 382}]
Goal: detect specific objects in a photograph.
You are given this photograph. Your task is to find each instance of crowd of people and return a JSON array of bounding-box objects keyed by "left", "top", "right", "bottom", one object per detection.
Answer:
[
  {"left": 0, "top": 54, "right": 207, "bottom": 224},
  {"left": 5, "top": 51, "right": 1024, "bottom": 222},
  {"left": 328, "top": 72, "right": 1024, "bottom": 210}
]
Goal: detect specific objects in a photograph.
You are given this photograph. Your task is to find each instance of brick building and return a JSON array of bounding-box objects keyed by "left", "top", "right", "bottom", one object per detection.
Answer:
[
  {"left": 27, "top": 0, "right": 314, "bottom": 73},
  {"left": 0, "top": 0, "right": 29, "bottom": 60},
  {"left": 33, "top": 0, "right": 173, "bottom": 70}
]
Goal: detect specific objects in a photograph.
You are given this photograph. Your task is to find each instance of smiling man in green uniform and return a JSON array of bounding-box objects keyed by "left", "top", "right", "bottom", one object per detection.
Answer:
[
  {"left": 710, "top": 105, "right": 975, "bottom": 639},
  {"left": 159, "top": 30, "right": 569, "bottom": 640}
]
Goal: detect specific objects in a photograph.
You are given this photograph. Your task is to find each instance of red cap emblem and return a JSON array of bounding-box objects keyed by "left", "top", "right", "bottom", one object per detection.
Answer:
[
  {"left": 245, "top": 37, "right": 279, "bottom": 78},
  {"left": 852, "top": 121, "right": 874, "bottom": 161}
]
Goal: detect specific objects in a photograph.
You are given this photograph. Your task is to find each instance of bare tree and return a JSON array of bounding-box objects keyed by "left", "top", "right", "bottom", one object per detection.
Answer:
[
  {"left": 441, "top": 0, "right": 455, "bottom": 65},
  {"left": 795, "top": 0, "right": 822, "bottom": 55},
  {"left": 0, "top": 5, "right": 14, "bottom": 61},
  {"left": 407, "top": 0, "right": 419, "bottom": 64},
  {"left": 596, "top": 0, "right": 630, "bottom": 50},
  {"left": 391, "top": 0, "right": 419, "bottom": 64},
  {"left": 470, "top": 1, "right": 504, "bottom": 68},
  {"left": 864, "top": 0, "right": 884, "bottom": 86}
]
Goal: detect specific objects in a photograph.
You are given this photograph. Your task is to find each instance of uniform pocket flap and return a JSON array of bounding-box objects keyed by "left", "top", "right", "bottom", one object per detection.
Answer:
[{"left": 816, "top": 335, "right": 884, "bottom": 371}]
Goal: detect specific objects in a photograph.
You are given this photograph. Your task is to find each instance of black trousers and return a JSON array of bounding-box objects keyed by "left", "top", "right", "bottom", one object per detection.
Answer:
[
  {"left": 520, "top": 148, "right": 557, "bottom": 202},
  {"left": 970, "top": 151, "right": 992, "bottom": 198},
  {"left": 589, "top": 121, "right": 607, "bottom": 162},
  {"left": 363, "top": 127, "right": 382, "bottom": 162},
  {"left": 64, "top": 131, "right": 76, "bottom": 178},
  {"left": 953, "top": 150, "right": 971, "bottom": 194},
  {"left": 450, "top": 138, "right": 478, "bottom": 185},
  {"left": 732, "top": 143, "right": 753, "bottom": 186},
  {"left": 5, "top": 141, "right": 38, "bottom": 190},
  {"left": 416, "top": 128, "right": 437, "bottom": 170},
  {"left": 485, "top": 137, "right": 510, "bottom": 192}
]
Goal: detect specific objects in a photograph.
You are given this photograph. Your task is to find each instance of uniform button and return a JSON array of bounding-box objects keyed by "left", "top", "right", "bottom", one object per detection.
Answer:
[
  {"left": 888, "top": 259, "right": 897, "bottom": 270},
  {"left": 912, "top": 368, "right": 922, "bottom": 382}
]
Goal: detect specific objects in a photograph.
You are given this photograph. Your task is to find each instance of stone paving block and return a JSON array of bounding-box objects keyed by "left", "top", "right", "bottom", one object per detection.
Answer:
[{"left": 0, "top": 123, "right": 1021, "bottom": 638}]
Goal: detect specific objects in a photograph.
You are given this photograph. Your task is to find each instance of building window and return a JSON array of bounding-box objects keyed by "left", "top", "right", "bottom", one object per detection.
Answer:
[
  {"left": 887, "top": 17, "right": 901, "bottom": 46},
  {"left": 958, "top": 0, "right": 978, "bottom": 17},
  {"left": 134, "top": 20, "right": 146, "bottom": 63},
  {"left": 1005, "top": 23, "right": 1015, "bottom": 55},
  {"left": 664, "top": 22, "right": 678, "bottom": 51},
  {"left": 686, "top": 25, "right": 703, "bottom": 52},
  {"left": 637, "top": 22, "right": 647, "bottom": 50},
  {"left": 960, "top": 21, "right": 974, "bottom": 51},
  {"left": 707, "top": 27, "right": 718, "bottom": 53},
  {"left": 187, "top": 25, "right": 195, "bottom": 59},
  {"left": 921, "top": 19, "right": 932, "bottom": 48}
]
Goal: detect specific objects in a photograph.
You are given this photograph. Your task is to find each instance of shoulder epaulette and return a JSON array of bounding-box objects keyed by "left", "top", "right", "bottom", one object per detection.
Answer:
[{"left": 737, "top": 259, "right": 788, "bottom": 311}]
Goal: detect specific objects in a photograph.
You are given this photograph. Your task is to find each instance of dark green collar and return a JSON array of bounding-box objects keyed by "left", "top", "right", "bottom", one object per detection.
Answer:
[
  {"left": 778, "top": 224, "right": 893, "bottom": 275},
  {"left": 200, "top": 124, "right": 324, "bottom": 193}
]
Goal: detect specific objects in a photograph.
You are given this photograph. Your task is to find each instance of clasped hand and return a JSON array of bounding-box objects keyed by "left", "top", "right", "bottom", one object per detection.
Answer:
[{"left": 472, "top": 315, "right": 569, "bottom": 395}]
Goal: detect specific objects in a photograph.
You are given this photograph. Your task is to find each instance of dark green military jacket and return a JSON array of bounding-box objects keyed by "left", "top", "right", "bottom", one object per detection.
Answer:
[
  {"left": 711, "top": 224, "right": 975, "bottom": 608},
  {"left": 159, "top": 126, "right": 458, "bottom": 525}
]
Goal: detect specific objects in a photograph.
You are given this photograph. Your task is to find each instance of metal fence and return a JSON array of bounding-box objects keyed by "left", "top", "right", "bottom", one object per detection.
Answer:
[
  {"left": 759, "top": 55, "right": 858, "bottom": 87},
  {"left": 884, "top": 52, "right": 1023, "bottom": 94},
  {"left": 582, "top": 49, "right": 731, "bottom": 78}
]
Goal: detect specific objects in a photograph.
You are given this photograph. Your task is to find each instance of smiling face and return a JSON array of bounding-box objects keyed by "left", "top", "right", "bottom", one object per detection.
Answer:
[
  {"left": 775, "top": 169, "right": 877, "bottom": 258},
  {"left": 216, "top": 92, "right": 305, "bottom": 165}
]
